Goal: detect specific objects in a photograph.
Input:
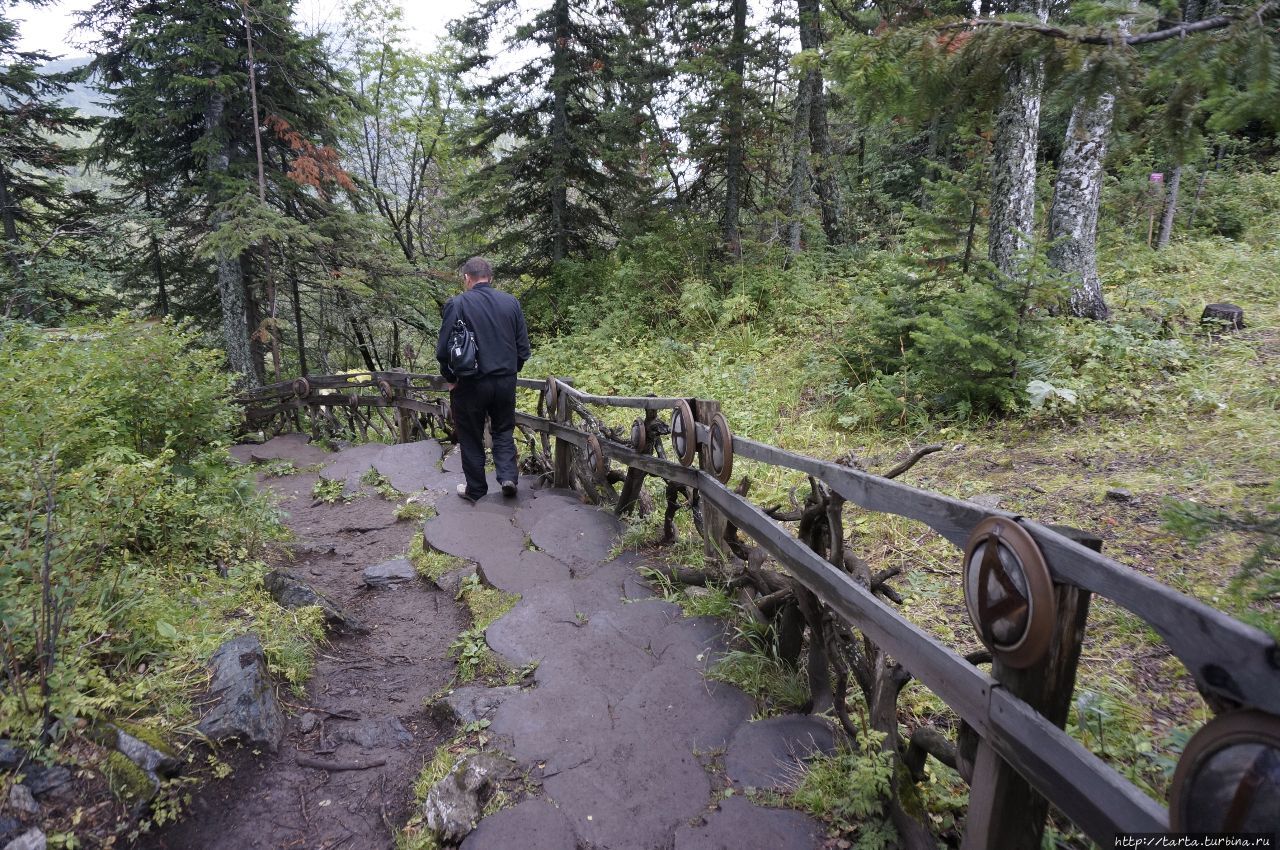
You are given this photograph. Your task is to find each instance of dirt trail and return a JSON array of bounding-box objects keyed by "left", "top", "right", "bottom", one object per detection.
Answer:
[
  {"left": 143, "top": 436, "right": 466, "bottom": 850},
  {"left": 146, "top": 433, "right": 831, "bottom": 850}
]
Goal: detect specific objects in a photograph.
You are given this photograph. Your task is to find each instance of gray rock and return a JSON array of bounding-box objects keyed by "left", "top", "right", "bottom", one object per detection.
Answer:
[
  {"left": 298, "top": 713, "right": 319, "bottom": 735},
  {"left": 0, "top": 818, "right": 21, "bottom": 848},
  {"left": 6, "top": 784, "right": 37, "bottom": 816},
  {"left": 19, "top": 764, "right": 70, "bottom": 798},
  {"left": 422, "top": 753, "right": 514, "bottom": 844},
  {"left": 1106, "top": 487, "right": 1135, "bottom": 503},
  {"left": 0, "top": 740, "right": 24, "bottom": 771},
  {"left": 114, "top": 728, "right": 179, "bottom": 782},
  {"left": 264, "top": 570, "right": 367, "bottom": 633},
  {"left": 430, "top": 686, "right": 522, "bottom": 727},
  {"left": 331, "top": 716, "right": 413, "bottom": 749},
  {"left": 3, "top": 828, "right": 45, "bottom": 850},
  {"left": 362, "top": 558, "right": 417, "bottom": 589},
  {"left": 435, "top": 564, "right": 477, "bottom": 598},
  {"left": 196, "top": 634, "right": 285, "bottom": 752},
  {"left": 968, "top": 493, "right": 1006, "bottom": 510}
]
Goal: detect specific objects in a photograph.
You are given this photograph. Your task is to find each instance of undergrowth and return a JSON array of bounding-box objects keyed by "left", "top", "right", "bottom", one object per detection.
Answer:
[{"left": 0, "top": 318, "right": 312, "bottom": 783}]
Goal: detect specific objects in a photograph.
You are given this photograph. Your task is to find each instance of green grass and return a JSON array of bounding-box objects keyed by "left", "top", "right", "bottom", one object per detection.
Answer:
[
  {"left": 408, "top": 532, "right": 463, "bottom": 581},
  {"left": 311, "top": 477, "right": 354, "bottom": 504}
]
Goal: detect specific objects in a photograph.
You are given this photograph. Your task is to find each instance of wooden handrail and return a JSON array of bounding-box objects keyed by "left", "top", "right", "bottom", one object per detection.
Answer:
[{"left": 236, "top": 372, "right": 1280, "bottom": 847}]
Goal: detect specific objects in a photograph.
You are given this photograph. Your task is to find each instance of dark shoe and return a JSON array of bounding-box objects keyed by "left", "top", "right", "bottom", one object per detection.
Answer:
[
  {"left": 500, "top": 480, "right": 517, "bottom": 498},
  {"left": 456, "top": 484, "right": 477, "bottom": 503}
]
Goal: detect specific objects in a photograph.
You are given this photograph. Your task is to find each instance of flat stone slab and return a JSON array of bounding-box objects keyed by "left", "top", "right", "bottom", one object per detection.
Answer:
[
  {"left": 461, "top": 798, "right": 576, "bottom": 850},
  {"left": 423, "top": 509, "right": 527, "bottom": 563},
  {"left": 619, "top": 660, "right": 753, "bottom": 751},
  {"left": 362, "top": 558, "right": 417, "bottom": 589},
  {"left": 479, "top": 550, "right": 572, "bottom": 595},
  {"left": 370, "top": 440, "right": 450, "bottom": 493},
  {"left": 673, "top": 795, "right": 824, "bottom": 850},
  {"left": 231, "top": 433, "right": 330, "bottom": 467},
  {"left": 725, "top": 715, "right": 836, "bottom": 791},
  {"left": 488, "top": 684, "right": 611, "bottom": 774},
  {"left": 528, "top": 504, "right": 622, "bottom": 567},
  {"left": 542, "top": 730, "right": 711, "bottom": 850},
  {"left": 318, "top": 442, "right": 392, "bottom": 490},
  {"left": 485, "top": 586, "right": 583, "bottom": 666},
  {"left": 513, "top": 490, "right": 584, "bottom": 531}
]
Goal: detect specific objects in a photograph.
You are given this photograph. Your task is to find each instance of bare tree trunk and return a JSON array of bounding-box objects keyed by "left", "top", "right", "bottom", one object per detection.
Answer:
[
  {"left": 787, "top": 73, "right": 813, "bottom": 254},
  {"left": 204, "top": 86, "right": 259, "bottom": 389},
  {"left": 1047, "top": 88, "right": 1115, "bottom": 320},
  {"left": 242, "top": 0, "right": 281, "bottom": 380},
  {"left": 1156, "top": 164, "right": 1182, "bottom": 249},
  {"left": 549, "top": 0, "right": 570, "bottom": 263},
  {"left": 799, "top": 0, "right": 842, "bottom": 244},
  {"left": 987, "top": 0, "right": 1048, "bottom": 282},
  {"left": 723, "top": 0, "right": 748, "bottom": 258}
]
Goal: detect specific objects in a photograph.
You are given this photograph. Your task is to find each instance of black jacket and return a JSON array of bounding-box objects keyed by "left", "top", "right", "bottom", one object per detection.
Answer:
[{"left": 436, "top": 283, "right": 531, "bottom": 381}]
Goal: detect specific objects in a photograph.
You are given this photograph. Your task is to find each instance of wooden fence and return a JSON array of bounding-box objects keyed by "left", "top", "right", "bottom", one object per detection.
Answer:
[{"left": 239, "top": 370, "right": 1280, "bottom": 849}]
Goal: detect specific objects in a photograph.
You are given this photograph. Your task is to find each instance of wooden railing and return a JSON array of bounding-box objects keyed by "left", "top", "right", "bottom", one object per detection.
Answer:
[{"left": 239, "top": 370, "right": 1280, "bottom": 849}]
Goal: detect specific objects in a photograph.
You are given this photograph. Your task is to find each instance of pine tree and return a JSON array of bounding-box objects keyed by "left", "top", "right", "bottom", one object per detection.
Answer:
[{"left": 0, "top": 2, "right": 95, "bottom": 319}]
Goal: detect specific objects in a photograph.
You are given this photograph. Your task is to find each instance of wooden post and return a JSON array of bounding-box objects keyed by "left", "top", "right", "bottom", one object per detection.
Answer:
[
  {"left": 961, "top": 525, "right": 1102, "bottom": 850},
  {"left": 552, "top": 388, "right": 572, "bottom": 489},
  {"left": 694, "top": 399, "right": 728, "bottom": 563},
  {"left": 616, "top": 409, "right": 655, "bottom": 516}
]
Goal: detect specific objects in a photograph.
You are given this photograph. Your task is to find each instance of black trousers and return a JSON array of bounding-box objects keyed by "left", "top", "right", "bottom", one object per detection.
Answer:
[{"left": 451, "top": 374, "right": 518, "bottom": 498}]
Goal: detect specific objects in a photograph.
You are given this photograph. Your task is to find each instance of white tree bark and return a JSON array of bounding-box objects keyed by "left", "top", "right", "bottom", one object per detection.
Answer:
[
  {"left": 987, "top": 0, "right": 1048, "bottom": 282},
  {"left": 1047, "top": 89, "right": 1115, "bottom": 319}
]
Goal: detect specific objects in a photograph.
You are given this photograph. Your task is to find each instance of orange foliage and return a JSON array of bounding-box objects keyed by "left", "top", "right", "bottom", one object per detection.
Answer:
[{"left": 264, "top": 114, "right": 356, "bottom": 197}]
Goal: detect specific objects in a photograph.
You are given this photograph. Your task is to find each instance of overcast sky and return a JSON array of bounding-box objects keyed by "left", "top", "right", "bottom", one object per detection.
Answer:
[{"left": 11, "top": 0, "right": 460, "bottom": 57}]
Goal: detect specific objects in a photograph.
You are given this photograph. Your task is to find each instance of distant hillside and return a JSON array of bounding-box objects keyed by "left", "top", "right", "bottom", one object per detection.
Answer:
[{"left": 39, "top": 55, "right": 114, "bottom": 117}]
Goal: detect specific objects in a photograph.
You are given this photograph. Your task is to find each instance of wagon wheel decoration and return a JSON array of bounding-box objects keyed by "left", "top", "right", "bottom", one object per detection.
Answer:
[
  {"left": 292, "top": 377, "right": 310, "bottom": 398},
  {"left": 962, "top": 517, "right": 1055, "bottom": 669},
  {"left": 584, "top": 434, "right": 607, "bottom": 479},
  {"left": 631, "top": 418, "right": 648, "bottom": 454},
  {"left": 703, "top": 412, "right": 734, "bottom": 484},
  {"left": 1170, "top": 709, "right": 1280, "bottom": 835},
  {"left": 670, "top": 400, "right": 696, "bottom": 467}
]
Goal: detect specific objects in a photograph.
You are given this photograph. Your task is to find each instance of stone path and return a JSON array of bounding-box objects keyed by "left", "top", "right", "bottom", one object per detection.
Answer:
[{"left": 159, "top": 434, "right": 829, "bottom": 849}]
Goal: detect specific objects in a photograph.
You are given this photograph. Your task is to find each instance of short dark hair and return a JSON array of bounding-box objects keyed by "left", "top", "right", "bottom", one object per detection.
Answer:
[{"left": 460, "top": 257, "right": 493, "bottom": 280}]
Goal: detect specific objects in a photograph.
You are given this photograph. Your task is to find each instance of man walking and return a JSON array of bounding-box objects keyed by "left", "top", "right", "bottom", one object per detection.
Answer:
[{"left": 437, "top": 257, "right": 531, "bottom": 502}]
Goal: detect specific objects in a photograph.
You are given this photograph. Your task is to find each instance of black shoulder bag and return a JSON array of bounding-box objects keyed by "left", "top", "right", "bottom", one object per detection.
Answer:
[{"left": 447, "top": 298, "right": 481, "bottom": 379}]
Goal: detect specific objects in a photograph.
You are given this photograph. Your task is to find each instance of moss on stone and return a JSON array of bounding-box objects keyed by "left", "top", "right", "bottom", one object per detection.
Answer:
[
  {"left": 103, "top": 750, "right": 156, "bottom": 802},
  {"left": 117, "top": 721, "right": 177, "bottom": 758}
]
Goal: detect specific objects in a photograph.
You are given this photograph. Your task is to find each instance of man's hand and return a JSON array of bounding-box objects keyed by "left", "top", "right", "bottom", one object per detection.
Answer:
[{"left": 447, "top": 382, "right": 457, "bottom": 391}]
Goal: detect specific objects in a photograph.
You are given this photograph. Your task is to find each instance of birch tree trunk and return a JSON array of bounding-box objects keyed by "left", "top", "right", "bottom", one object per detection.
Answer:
[
  {"left": 204, "top": 86, "right": 260, "bottom": 389},
  {"left": 1156, "top": 164, "right": 1181, "bottom": 248},
  {"left": 1047, "top": 89, "right": 1116, "bottom": 320},
  {"left": 987, "top": 0, "right": 1048, "bottom": 282}
]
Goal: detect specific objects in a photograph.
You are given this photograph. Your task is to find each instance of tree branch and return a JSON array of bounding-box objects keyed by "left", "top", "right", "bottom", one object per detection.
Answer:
[{"left": 940, "top": 2, "right": 1275, "bottom": 46}]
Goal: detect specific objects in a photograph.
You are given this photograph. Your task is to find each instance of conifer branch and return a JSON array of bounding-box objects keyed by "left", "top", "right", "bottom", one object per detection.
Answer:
[{"left": 941, "top": 1, "right": 1276, "bottom": 46}]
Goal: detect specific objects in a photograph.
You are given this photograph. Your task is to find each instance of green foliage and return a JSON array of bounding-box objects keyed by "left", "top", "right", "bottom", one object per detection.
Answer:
[
  {"left": 783, "top": 733, "right": 898, "bottom": 847},
  {"left": 311, "top": 478, "right": 353, "bottom": 504},
  {"left": 0, "top": 318, "right": 308, "bottom": 751},
  {"left": 409, "top": 533, "right": 463, "bottom": 581},
  {"left": 1161, "top": 489, "right": 1280, "bottom": 637}
]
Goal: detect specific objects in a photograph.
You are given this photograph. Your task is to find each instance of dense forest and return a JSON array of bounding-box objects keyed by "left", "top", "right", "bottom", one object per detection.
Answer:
[{"left": 1, "top": 0, "right": 1278, "bottom": 845}]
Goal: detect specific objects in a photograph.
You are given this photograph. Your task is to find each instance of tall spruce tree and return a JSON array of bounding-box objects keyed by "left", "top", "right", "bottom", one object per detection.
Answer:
[
  {"left": 84, "top": 0, "right": 352, "bottom": 386},
  {"left": 451, "top": 0, "right": 651, "bottom": 278}
]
